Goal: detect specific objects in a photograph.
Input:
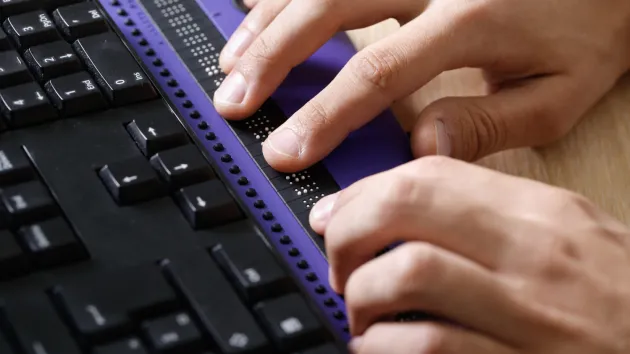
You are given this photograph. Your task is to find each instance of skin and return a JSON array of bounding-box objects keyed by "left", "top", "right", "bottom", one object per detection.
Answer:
[{"left": 214, "top": 0, "right": 630, "bottom": 352}]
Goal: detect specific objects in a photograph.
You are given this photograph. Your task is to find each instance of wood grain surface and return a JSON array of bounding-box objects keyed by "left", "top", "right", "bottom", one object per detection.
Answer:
[{"left": 347, "top": 20, "right": 630, "bottom": 224}]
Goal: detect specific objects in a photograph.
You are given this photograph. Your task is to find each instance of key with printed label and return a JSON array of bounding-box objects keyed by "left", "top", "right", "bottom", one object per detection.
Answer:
[
  {"left": 254, "top": 294, "right": 328, "bottom": 352},
  {"left": 99, "top": 156, "right": 166, "bottom": 205},
  {"left": 45, "top": 71, "right": 107, "bottom": 116},
  {"left": 0, "top": 145, "right": 35, "bottom": 186},
  {"left": 73, "top": 32, "right": 157, "bottom": 106},
  {"left": 142, "top": 312, "right": 204, "bottom": 353},
  {"left": 175, "top": 180, "right": 244, "bottom": 229},
  {"left": 1, "top": 294, "right": 82, "bottom": 354},
  {"left": 0, "top": 82, "right": 57, "bottom": 128},
  {"left": 0, "top": 180, "right": 58, "bottom": 226},
  {"left": 150, "top": 144, "right": 216, "bottom": 189},
  {"left": 0, "top": 50, "right": 32, "bottom": 89},
  {"left": 24, "top": 41, "right": 82, "bottom": 81},
  {"left": 0, "top": 230, "right": 28, "bottom": 280},
  {"left": 93, "top": 338, "right": 149, "bottom": 354},
  {"left": 0, "top": 0, "right": 39, "bottom": 21},
  {"left": 212, "top": 232, "right": 294, "bottom": 302},
  {"left": 126, "top": 115, "right": 189, "bottom": 157},
  {"left": 53, "top": 2, "right": 109, "bottom": 41},
  {"left": 2, "top": 11, "right": 61, "bottom": 49},
  {"left": 17, "top": 217, "right": 87, "bottom": 268}
]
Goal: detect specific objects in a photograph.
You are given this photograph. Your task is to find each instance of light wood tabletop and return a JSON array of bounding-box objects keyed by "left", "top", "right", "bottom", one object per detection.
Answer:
[{"left": 347, "top": 20, "right": 630, "bottom": 225}]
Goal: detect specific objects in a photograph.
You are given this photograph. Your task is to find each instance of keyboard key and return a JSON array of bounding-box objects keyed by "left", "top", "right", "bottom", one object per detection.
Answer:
[
  {"left": 44, "top": 0, "right": 83, "bottom": 11},
  {"left": 299, "top": 344, "right": 342, "bottom": 354},
  {"left": 0, "top": 181, "right": 57, "bottom": 225},
  {"left": 0, "top": 28, "right": 11, "bottom": 51},
  {"left": 0, "top": 230, "right": 28, "bottom": 280},
  {"left": 24, "top": 41, "right": 82, "bottom": 81},
  {"left": 254, "top": 294, "right": 327, "bottom": 352},
  {"left": 50, "top": 264, "right": 179, "bottom": 343},
  {"left": 17, "top": 218, "right": 87, "bottom": 268},
  {"left": 162, "top": 255, "right": 272, "bottom": 353},
  {"left": 142, "top": 312, "right": 204, "bottom": 353},
  {"left": 150, "top": 145, "right": 215, "bottom": 188},
  {"left": 175, "top": 180, "right": 243, "bottom": 229},
  {"left": 0, "top": 0, "right": 38, "bottom": 21},
  {"left": 1, "top": 294, "right": 82, "bottom": 354},
  {"left": 53, "top": 2, "right": 109, "bottom": 41},
  {"left": 45, "top": 71, "right": 107, "bottom": 116},
  {"left": 0, "top": 145, "right": 35, "bottom": 186},
  {"left": 3, "top": 11, "right": 61, "bottom": 49},
  {"left": 73, "top": 32, "right": 157, "bottom": 106},
  {"left": 0, "top": 82, "right": 57, "bottom": 128},
  {"left": 126, "top": 116, "right": 189, "bottom": 156},
  {"left": 99, "top": 157, "right": 165, "bottom": 205},
  {"left": 0, "top": 50, "right": 32, "bottom": 89},
  {"left": 93, "top": 338, "right": 148, "bottom": 354},
  {"left": 211, "top": 233, "right": 294, "bottom": 302}
]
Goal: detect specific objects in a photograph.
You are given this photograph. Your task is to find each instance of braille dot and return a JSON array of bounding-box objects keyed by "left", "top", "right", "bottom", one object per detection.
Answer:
[
  {"left": 315, "top": 285, "right": 327, "bottom": 294},
  {"left": 167, "top": 79, "right": 178, "bottom": 87},
  {"left": 174, "top": 89, "right": 185, "bottom": 97},
  {"left": 205, "top": 132, "right": 216, "bottom": 140},
  {"left": 190, "top": 110, "right": 200, "bottom": 119},
  {"left": 279, "top": 235, "right": 291, "bottom": 244},
  {"left": 160, "top": 69, "right": 170, "bottom": 77},
  {"left": 229, "top": 165, "right": 240, "bottom": 174},
  {"left": 182, "top": 100, "right": 193, "bottom": 108},
  {"left": 271, "top": 223, "right": 283, "bottom": 232},
  {"left": 213, "top": 143, "right": 224, "bottom": 151},
  {"left": 324, "top": 298, "right": 336, "bottom": 307},
  {"left": 131, "top": 28, "right": 141, "bottom": 36},
  {"left": 139, "top": 38, "right": 148, "bottom": 46},
  {"left": 145, "top": 49, "right": 155, "bottom": 56},
  {"left": 198, "top": 121, "right": 209, "bottom": 130},
  {"left": 237, "top": 177, "right": 248, "bottom": 185},
  {"left": 254, "top": 200, "right": 265, "bottom": 208},
  {"left": 306, "top": 272, "right": 317, "bottom": 281},
  {"left": 333, "top": 311, "right": 345, "bottom": 320},
  {"left": 288, "top": 248, "right": 299, "bottom": 257},
  {"left": 262, "top": 211, "right": 274, "bottom": 220},
  {"left": 221, "top": 154, "right": 232, "bottom": 163},
  {"left": 297, "top": 260, "right": 309, "bottom": 269}
]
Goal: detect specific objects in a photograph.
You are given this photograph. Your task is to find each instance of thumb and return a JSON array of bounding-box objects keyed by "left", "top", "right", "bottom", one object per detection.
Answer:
[{"left": 410, "top": 74, "right": 584, "bottom": 162}]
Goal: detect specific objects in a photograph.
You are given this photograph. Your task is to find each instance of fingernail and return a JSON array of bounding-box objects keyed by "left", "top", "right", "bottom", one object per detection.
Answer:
[
  {"left": 348, "top": 336, "right": 363, "bottom": 353},
  {"left": 224, "top": 28, "right": 254, "bottom": 58},
  {"left": 310, "top": 193, "right": 338, "bottom": 224},
  {"left": 265, "top": 128, "right": 301, "bottom": 158},
  {"left": 435, "top": 119, "right": 451, "bottom": 156},
  {"left": 214, "top": 70, "right": 247, "bottom": 105}
]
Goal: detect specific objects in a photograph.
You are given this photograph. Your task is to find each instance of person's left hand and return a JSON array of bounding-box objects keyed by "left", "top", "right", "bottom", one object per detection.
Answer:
[{"left": 309, "top": 156, "right": 630, "bottom": 354}]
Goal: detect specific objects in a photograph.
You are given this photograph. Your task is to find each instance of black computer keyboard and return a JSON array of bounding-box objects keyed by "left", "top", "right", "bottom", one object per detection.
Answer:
[{"left": 0, "top": 1, "right": 347, "bottom": 353}]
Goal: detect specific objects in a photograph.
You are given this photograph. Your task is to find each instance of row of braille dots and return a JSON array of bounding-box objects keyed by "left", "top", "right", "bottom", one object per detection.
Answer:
[
  {"left": 246, "top": 112, "right": 276, "bottom": 140},
  {"left": 154, "top": 0, "right": 181, "bottom": 9},
  {"left": 109, "top": 0, "right": 349, "bottom": 333}
]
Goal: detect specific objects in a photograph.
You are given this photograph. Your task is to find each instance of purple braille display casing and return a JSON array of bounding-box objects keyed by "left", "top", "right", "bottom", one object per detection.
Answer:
[{"left": 96, "top": 0, "right": 413, "bottom": 345}]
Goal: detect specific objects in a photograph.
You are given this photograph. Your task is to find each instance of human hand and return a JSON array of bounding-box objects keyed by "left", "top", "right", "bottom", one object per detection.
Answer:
[
  {"left": 307, "top": 156, "right": 630, "bottom": 353},
  {"left": 213, "top": 0, "right": 630, "bottom": 172}
]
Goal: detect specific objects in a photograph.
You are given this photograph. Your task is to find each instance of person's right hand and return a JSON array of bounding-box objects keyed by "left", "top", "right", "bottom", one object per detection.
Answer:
[{"left": 213, "top": 0, "right": 630, "bottom": 173}]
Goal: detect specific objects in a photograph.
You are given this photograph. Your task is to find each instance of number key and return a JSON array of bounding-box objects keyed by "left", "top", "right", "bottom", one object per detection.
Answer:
[
  {"left": 0, "top": 82, "right": 57, "bottom": 128},
  {"left": 3, "top": 11, "right": 62, "bottom": 49},
  {"left": 53, "top": 2, "right": 109, "bottom": 41},
  {"left": 0, "top": 50, "right": 32, "bottom": 89},
  {"left": 45, "top": 72, "right": 107, "bottom": 117},
  {"left": 24, "top": 41, "right": 82, "bottom": 81},
  {"left": 0, "top": 0, "right": 39, "bottom": 21}
]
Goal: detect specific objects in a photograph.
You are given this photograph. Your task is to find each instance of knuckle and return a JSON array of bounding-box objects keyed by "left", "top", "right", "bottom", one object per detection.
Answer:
[
  {"left": 348, "top": 47, "right": 404, "bottom": 94},
  {"left": 392, "top": 244, "right": 441, "bottom": 297},
  {"left": 298, "top": 99, "right": 333, "bottom": 135},
  {"left": 417, "top": 324, "right": 451, "bottom": 353},
  {"left": 241, "top": 35, "right": 278, "bottom": 69},
  {"left": 461, "top": 101, "right": 507, "bottom": 160}
]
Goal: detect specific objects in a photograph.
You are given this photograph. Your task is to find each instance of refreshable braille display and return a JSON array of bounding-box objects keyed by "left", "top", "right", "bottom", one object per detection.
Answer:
[{"left": 0, "top": 0, "right": 412, "bottom": 353}]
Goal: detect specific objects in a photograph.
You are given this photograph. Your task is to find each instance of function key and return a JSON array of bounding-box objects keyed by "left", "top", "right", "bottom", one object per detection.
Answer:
[
  {"left": 0, "top": 230, "right": 28, "bottom": 280},
  {"left": 2, "top": 11, "right": 61, "bottom": 49},
  {"left": 24, "top": 41, "right": 82, "bottom": 81},
  {"left": 0, "top": 0, "right": 39, "bottom": 21},
  {"left": 45, "top": 71, "right": 107, "bottom": 116},
  {"left": 126, "top": 115, "right": 189, "bottom": 157},
  {"left": 254, "top": 293, "right": 328, "bottom": 352},
  {"left": 0, "top": 145, "right": 35, "bottom": 186},
  {"left": 141, "top": 312, "right": 204, "bottom": 353},
  {"left": 53, "top": 2, "right": 109, "bottom": 41},
  {"left": 0, "top": 28, "right": 11, "bottom": 51},
  {"left": 0, "top": 50, "right": 32, "bottom": 89},
  {"left": 149, "top": 144, "right": 216, "bottom": 189},
  {"left": 175, "top": 180, "right": 243, "bottom": 229},
  {"left": 93, "top": 338, "right": 148, "bottom": 354},
  {"left": 73, "top": 33, "right": 157, "bottom": 106},
  {"left": 98, "top": 156, "right": 166, "bottom": 205},
  {"left": 0, "top": 180, "right": 58, "bottom": 225},
  {"left": 0, "top": 82, "right": 58, "bottom": 128},
  {"left": 16, "top": 217, "right": 87, "bottom": 268}
]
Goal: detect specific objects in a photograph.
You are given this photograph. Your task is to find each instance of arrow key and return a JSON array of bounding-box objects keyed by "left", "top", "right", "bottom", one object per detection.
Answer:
[
  {"left": 99, "top": 156, "right": 166, "bottom": 205},
  {"left": 175, "top": 180, "right": 243, "bottom": 229},
  {"left": 126, "top": 115, "right": 189, "bottom": 157},
  {"left": 0, "top": 81, "right": 57, "bottom": 128},
  {"left": 150, "top": 144, "right": 216, "bottom": 189},
  {"left": 45, "top": 71, "right": 107, "bottom": 117}
]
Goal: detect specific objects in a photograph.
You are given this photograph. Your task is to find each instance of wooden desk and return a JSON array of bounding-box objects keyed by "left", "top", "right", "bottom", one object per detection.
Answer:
[{"left": 348, "top": 20, "right": 630, "bottom": 224}]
